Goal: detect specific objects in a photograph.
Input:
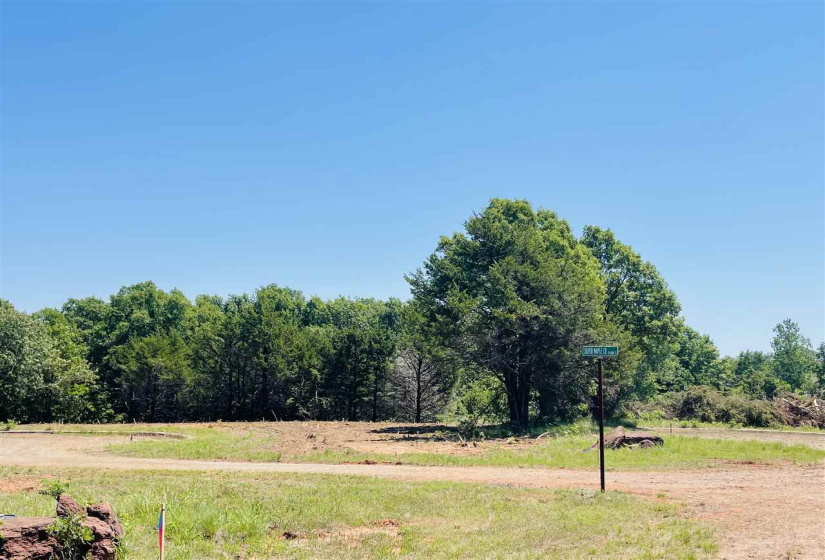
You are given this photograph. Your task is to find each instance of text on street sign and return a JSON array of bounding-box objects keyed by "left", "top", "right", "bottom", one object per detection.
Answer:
[{"left": 582, "top": 346, "right": 619, "bottom": 357}]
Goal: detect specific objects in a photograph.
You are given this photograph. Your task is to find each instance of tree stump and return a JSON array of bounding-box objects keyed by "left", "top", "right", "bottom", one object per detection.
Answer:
[{"left": 603, "top": 426, "right": 664, "bottom": 449}]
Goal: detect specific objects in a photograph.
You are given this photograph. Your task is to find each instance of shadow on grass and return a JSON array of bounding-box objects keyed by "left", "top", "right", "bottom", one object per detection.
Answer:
[
  {"left": 369, "top": 421, "right": 602, "bottom": 441},
  {"left": 369, "top": 424, "right": 460, "bottom": 441}
]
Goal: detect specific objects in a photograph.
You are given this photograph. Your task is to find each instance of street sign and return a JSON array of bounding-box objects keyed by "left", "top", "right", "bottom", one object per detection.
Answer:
[
  {"left": 582, "top": 345, "right": 618, "bottom": 357},
  {"left": 581, "top": 345, "right": 618, "bottom": 493}
]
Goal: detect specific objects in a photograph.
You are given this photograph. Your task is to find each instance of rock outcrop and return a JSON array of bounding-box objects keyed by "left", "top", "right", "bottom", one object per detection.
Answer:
[
  {"left": 0, "top": 517, "right": 58, "bottom": 560},
  {"left": 56, "top": 494, "right": 84, "bottom": 518},
  {"left": 0, "top": 494, "right": 123, "bottom": 560}
]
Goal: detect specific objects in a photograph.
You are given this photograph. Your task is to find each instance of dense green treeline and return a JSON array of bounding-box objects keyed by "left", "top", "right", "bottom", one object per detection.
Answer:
[{"left": 1, "top": 199, "right": 822, "bottom": 426}]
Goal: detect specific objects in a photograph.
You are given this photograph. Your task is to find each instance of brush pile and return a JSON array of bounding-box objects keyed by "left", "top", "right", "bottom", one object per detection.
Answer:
[{"left": 774, "top": 393, "right": 825, "bottom": 429}]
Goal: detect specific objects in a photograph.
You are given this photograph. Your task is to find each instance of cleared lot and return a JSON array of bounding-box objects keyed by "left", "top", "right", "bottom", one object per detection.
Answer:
[{"left": 1, "top": 425, "right": 823, "bottom": 559}]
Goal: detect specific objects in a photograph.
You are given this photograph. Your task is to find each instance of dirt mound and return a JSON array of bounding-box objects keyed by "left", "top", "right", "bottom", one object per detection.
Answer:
[{"left": 0, "top": 494, "right": 123, "bottom": 560}]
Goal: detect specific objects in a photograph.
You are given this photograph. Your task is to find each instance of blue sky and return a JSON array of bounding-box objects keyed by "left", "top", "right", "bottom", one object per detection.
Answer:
[{"left": 1, "top": 2, "right": 822, "bottom": 356}]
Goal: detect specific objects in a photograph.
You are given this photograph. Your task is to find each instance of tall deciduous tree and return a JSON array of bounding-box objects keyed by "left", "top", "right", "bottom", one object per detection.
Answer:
[
  {"left": 734, "top": 350, "right": 778, "bottom": 398},
  {"left": 34, "top": 308, "right": 112, "bottom": 423},
  {"left": 815, "top": 342, "right": 825, "bottom": 391},
  {"left": 408, "top": 199, "right": 605, "bottom": 427},
  {"left": 771, "top": 319, "right": 816, "bottom": 392},
  {"left": 675, "top": 326, "right": 721, "bottom": 389},
  {"left": 0, "top": 301, "right": 50, "bottom": 422},
  {"left": 580, "top": 226, "right": 682, "bottom": 397}
]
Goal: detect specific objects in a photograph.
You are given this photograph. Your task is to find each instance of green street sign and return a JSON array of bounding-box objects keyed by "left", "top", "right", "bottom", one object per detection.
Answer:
[{"left": 582, "top": 346, "right": 619, "bottom": 357}]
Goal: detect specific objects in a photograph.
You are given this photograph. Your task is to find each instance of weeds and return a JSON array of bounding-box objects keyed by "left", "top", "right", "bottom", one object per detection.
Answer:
[
  {"left": 0, "top": 467, "right": 716, "bottom": 560},
  {"left": 38, "top": 479, "right": 68, "bottom": 500},
  {"left": 109, "top": 428, "right": 282, "bottom": 462},
  {"left": 47, "top": 515, "right": 93, "bottom": 560},
  {"left": 298, "top": 435, "right": 825, "bottom": 469}
]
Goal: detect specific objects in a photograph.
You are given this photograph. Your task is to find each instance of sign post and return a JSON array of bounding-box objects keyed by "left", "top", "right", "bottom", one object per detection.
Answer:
[{"left": 582, "top": 346, "right": 619, "bottom": 492}]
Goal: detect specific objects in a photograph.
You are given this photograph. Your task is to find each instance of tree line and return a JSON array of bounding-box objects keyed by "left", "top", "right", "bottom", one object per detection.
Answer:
[{"left": 2, "top": 199, "right": 823, "bottom": 426}]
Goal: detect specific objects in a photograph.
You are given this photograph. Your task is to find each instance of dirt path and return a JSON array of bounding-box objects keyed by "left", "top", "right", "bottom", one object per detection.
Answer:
[{"left": 1, "top": 434, "right": 823, "bottom": 559}]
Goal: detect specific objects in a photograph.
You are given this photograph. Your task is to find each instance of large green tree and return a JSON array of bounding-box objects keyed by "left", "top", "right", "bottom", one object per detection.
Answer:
[
  {"left": 408, "top": 199, "right": 605, "bottom": 427},
  {"left": 63, "top": 282, "right": 195, "bottom": 416},
  {"left": 34, "top": 308, "right": 112, "bottom": 422},
  {"left": 733, "top": 350, "right": 778, "bottom": 398},
  {"left": 0, "top": 301, "right": 51, "bottom": 422},
  {"left": 771, "top": 319, "right": 817, "bottom": 392},
  {"left": 0, "top": 301, "right": 110, "bottom": 423},
  {"left": 674, "top": 326, "right": 721, "bottom": 389},
  {"left": 580, "top": 226, "right": 682, "bottom": 397}
]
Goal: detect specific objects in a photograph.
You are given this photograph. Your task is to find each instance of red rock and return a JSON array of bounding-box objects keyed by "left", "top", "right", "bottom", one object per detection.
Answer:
[
  {"left": 86, "top": 503, "right": 124, "bottom": 537},
  {"left": 56, "top": 494, "right": 84, "bottom": 518},
  {"left": 0, "top": 517, "right": 61, "bottom": 560},
  {"left": 88, "top": 540, "right": 118, "bottom": 560},
  {"left": 82, "top": 517, "right": 117, "bottom": 541},
  {"left": 0, "top": 498, "right": 123, "bottom": 560}
]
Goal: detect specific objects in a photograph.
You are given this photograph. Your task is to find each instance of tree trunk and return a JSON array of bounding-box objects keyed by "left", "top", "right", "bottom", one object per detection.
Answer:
[
  {"left": 371, "top": 373, "right": 379, "bottom": 422},
  {"left": 415, "top": 356, "right": 423, "bottom": 423},
  {"left": 505, "top": 370, "right": 530, "bottom": 429}
]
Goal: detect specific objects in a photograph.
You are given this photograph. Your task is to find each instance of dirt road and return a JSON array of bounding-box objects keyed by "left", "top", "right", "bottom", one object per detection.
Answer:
[{"left": 1, "top": 433, "right": 823, "bottom": 559}]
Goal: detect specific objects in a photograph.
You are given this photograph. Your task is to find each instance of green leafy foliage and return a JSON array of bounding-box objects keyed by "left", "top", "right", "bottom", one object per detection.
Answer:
[
  {"left": 626, "top": 387, "right": 783, "bottom": 428},
  {"left": 408, "top": 199, "right": 606, "bottom": 427},
  {"left": 47, "top": 514, "right": 93, "bottom": 560},
  {"left": 38, "top": 479, "right": 68, "bottom": 500},
  {"left": 0, "top": 200, "right": 822, "bottom": 426}
]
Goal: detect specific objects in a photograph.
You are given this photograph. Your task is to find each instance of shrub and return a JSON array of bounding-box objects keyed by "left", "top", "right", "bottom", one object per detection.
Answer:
[
  {"left": 38, "top": 479, "right": 68, "bottom": 500},
  {"left": 47, "top": 515, "right": 93, "bottom": 560},
  {"left": 623, "top": 386, "right": 782, "bottom": 428}
]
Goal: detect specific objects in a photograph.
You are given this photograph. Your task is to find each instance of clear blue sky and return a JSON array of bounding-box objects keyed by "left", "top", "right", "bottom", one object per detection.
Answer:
[{"left": 1, "top": 2, "right": 822, "bottom": 357}]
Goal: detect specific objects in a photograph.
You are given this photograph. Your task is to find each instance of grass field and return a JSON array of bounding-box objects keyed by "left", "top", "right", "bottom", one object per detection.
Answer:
[
  {"left": 623, "top": 418, "right": 825, "bottom": 432},
  {"left": 103, "top": 425, "right": 825, "bottom": 470},
  {"left": 111, "top": 428, "right": 285, "bottom": 462},
  {"left": 0, "top": 467, "right": 716, "bottom": 559},
  {"left": 291, "top": 436, "right": 825, "bottom": 469}
]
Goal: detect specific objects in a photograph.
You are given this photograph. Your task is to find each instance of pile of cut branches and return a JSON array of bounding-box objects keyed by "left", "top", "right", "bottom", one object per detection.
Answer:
[{"left": 774, "top": 393, "right": 825, "bottom": 429}]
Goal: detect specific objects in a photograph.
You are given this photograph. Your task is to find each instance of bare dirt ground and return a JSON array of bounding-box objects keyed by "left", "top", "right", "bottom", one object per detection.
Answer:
[
  {"left": 1, "top": 430, "right": 823, "bottom": 559},
  {"left": 222, "top": 421, "right": 530, "bottom": 457},
  {"left": 206, "top": 420, "right": 825, "bottom": 455},
  {"left": 18, "top": 420, "right": 825, "bottom": 456}
]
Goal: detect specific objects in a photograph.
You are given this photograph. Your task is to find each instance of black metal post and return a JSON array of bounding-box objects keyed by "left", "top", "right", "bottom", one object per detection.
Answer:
[{"left": 597, "top": 358, "right": 605, "bottom": 492}]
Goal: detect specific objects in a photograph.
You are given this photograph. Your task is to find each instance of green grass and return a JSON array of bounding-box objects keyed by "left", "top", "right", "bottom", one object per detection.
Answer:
[
  {"left": 296, "top": 435, "right": 825, "bottom": 470},
  {"left": 22, "top": 420, "right": 825, "bottom": 470},
  {"left": 106, "top": 429, "right": 825, "bottom": 470},
  {"left": 108, "top": 428, "right": 282, "bottom": 462},
  {"left": 623, "top": 418, "right": 825, "bottom": 432},
  {"left": 0, "top": 467, "right": 716, "bottom": 559}
]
